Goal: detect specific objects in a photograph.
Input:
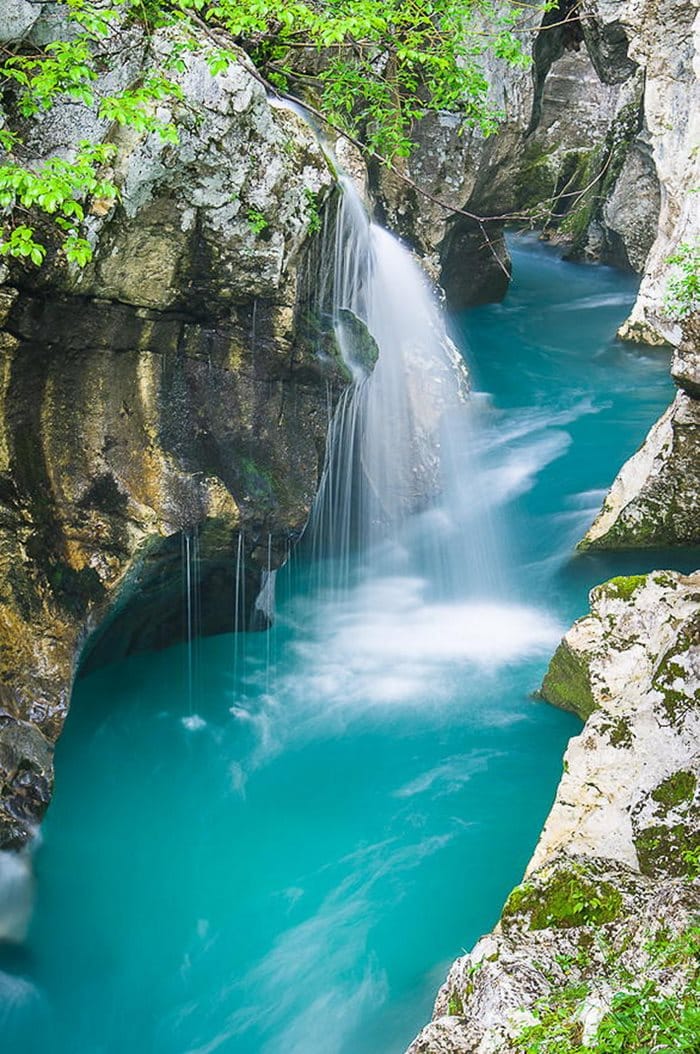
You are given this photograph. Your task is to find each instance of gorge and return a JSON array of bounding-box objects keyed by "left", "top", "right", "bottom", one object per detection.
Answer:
[{"left": 0, "top": 1, "right": 698, "bottom": 1052}]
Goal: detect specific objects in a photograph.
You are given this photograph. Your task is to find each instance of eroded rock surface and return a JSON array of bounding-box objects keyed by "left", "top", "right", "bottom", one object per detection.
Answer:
[
  {"left": 406, "top": 572, "right": 699, "bottom": 1053},
  {"left": 0, "top": 17, "right": 344, "bottom": 847},
  {"left": 581, "top": 313, "right": 700, "bottom": 549},
  {"left": 375, "top": 0, "right": 697, "bottom": 344}
]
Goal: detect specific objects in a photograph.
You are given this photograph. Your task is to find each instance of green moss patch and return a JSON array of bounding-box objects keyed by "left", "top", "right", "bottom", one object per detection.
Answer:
[
  {"left": 503, "top": 866, "right": 623, "bottom": 931},
  {"left": 608, "top": 717, "right": 633, "bottom": 748},
  {"left": 595, "top": 574, "right": 648, "bottom": 602},
  {"left": 635, "top": 824, "right": 700, "bottom": 879},
  {"left": 539, "top": 640, "right": 596, "bottom": 720},
  {"left": 651, "top": 771, "right": 697, "bottom": 814}
]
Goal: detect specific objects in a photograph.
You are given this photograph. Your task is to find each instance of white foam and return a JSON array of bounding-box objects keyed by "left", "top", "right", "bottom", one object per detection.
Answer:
[
  {"left": 182, "top": 714, "right": 207, "bottom": 731},
  {"left": 0, "top": 851, "right": 33, "bottom": 943},
  {"left": 280, "top": 576, "right": 562, "bottom": 712}
]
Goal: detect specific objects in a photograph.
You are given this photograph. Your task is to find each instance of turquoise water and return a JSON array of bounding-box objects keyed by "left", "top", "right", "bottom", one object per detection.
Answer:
[{"left": 1, "top": 237, "right": 687, "bottom": 1054}]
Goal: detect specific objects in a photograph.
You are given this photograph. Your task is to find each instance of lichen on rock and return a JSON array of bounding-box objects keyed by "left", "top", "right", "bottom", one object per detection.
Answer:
[{"left": 579, "top": 389, "right": 700, "bottom": 550}]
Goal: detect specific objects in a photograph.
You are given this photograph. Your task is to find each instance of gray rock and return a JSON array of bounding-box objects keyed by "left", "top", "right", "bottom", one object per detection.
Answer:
[
  {"left": 0, "top": 1, "right": 44, "bottom": 43},
  {"left": 579, "top": 391, "right": 700, "bottom": 549},
  {"left": 0, "top": 21, "right": 345, "bottom": 848},
  {"left": 672, "top": 314, "right": 700, "bottom": 398},
  {"left": 406, "top": 572, "right": 700, "bottom": 1054}
]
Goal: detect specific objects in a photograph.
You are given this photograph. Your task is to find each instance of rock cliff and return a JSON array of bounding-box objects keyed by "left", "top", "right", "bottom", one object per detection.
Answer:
[
  {"left": 573, "top": 0, "right": 699, "bottom": 551},
  {"left": 377, "top": 0, "right": 699, "bottom": 551},
  {"left": 0, "top": 9, "right": 345, "bottom": 849},
  {"left": 406, "top": 571, "right": 700, "bottom": 1053},
  {"left": 376, "top": 0, "right": 698, "bottom": 342}
]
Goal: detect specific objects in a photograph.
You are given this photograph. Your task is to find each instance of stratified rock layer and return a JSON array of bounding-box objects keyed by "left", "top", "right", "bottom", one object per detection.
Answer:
[
  {"left": 0, "top": 14, "right": 344, "bottom": 848},
  {"left": 406, "top": 571, "right": 699, "bottom": 1053}
]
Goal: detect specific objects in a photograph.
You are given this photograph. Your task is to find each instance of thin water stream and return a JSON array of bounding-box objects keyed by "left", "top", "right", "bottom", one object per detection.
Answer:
[{"left": 0, "top": 234, "right": 690, "bottom": 1054}]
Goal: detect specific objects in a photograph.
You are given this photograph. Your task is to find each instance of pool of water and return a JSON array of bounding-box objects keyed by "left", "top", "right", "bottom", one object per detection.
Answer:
[{"left": 1, "top": 236, "right": 689, "bottom": 1054}]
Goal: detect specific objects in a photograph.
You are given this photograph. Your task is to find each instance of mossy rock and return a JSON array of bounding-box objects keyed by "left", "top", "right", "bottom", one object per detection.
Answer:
[
  {"left": 635, "top": 823, "right": 700, "bottom": 879},
  {"left": 653, "top": 615, "right": 700, "bottom": 725},
  {"left": 336, "top": 308, "right": 379, "bottom": 374},
  {"left": 651, "top": 771, "right": 697, "bottom": 815},
  {"left": 539, "top": 639, "right": 596, "bottom": 720},
  {"left": 502, "top": 865, "right": 623, "bottom": 931},
  {"left": 594, "top": 574, "right": 648, "bottom": 602}
]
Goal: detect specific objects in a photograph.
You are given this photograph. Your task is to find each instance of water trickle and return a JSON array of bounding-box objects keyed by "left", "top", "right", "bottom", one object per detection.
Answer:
[
  {"left": 182, "top": 527, "right": 202, "bottom": 723},
  {"left": 233, "top": 530, "right": 246, "bottom": 685}
]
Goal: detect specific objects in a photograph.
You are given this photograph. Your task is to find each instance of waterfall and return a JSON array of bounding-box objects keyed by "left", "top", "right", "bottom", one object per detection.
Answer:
[{"left": 305, "top": 177, "right": 502, "bottom": 599}]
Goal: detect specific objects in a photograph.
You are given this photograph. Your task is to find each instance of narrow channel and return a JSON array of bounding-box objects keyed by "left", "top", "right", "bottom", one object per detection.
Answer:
[{"left": 4, "top": 235, "right": 682, "bottom": 1054}]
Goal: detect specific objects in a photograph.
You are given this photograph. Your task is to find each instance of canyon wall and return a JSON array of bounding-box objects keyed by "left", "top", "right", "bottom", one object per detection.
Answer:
[
  {"left": 407, "top": 572, "right": 700, "bottom": 1053},
  {"left": 0, "top": 8, "right": 346, "bottom": 849}
]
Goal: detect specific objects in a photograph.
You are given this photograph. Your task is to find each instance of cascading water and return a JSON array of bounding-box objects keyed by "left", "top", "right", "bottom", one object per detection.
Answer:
[
  {"left": 307, "top": 179, "right": 470, "bottom": 581},
  {"left": 9, "top": 232, "right": 677, "bottom": 1054},
  {"left": 302, "top": 176, "right": 514, "bottom": 623}
]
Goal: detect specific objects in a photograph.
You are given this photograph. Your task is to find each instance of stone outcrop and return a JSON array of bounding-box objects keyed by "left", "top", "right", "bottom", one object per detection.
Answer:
[
  {"left": 607, "top": 0, "right": 700, "bottom": 347},
  {"left": 373, "top": 1, "right": 645, "bottom": 307},
  {"left": 371, "top": 0, "right": 699, "bottom": 552},
  {"left": 564, "top": 0, "right": 699, "bottom": 551},
  {"left": 375, "top": 0, "right": 697, "bottom": 344},
  {"left": 406, "top": 571, "right": 699, "bottom": 1053},
  {"left": 580, "top": 314, "right": 700, "bottom": 549},
  {"left": 0, "top": 11, "right": 346, "bottom": 848}
]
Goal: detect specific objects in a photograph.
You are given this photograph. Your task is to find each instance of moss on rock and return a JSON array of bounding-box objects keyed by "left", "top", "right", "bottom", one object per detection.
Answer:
[
  {"left": 594, "top": 574, "right": 648, "bottom": 602},
  {"left": 502, "top": 864, "right": 623, "bottom": 931},
  {"left": 635, "top": 824, "right": 700, "bottom": 879},
  {"left": 539, "top": 639, "right": 597, "bottom": 720},
  {"left": 651, "top": 771, "right": 697, "bottom": 814}
]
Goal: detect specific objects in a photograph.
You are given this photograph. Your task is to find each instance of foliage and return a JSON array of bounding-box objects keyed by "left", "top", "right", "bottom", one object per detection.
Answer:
[
  {"left": 0, "top": 141, "right": 118, "bottom": 264},
  {"left": 513, "top": 923, "right": 700, "bottom": 1054},
  {"left": 665, "top": 240, "right": 700, "bottom": 320},
  {"left": 682, "top": 844, "right": 700, "bottom": 881},
  {"left": 303, "top": 187, "right": 322, "bottom": 234},
  {"left": 0, "top": 0, "right": 541, "bottom": 268},
  {"left": 245, "top": 207, "right": 269, "bottom": 235},
  {"left": 503, "top": 867, "right": 622, "bottom": 931}
]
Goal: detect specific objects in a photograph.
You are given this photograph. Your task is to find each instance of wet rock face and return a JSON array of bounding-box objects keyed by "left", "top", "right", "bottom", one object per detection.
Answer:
[
  {"left": 0, "top": 719, "right": 53, "bottom": 851},
  {"left": 406, "top": 572, "right": 700, "bottom": 1054},
  {"left": 0, "top": 18, "right": 345, "bottom": 846}
]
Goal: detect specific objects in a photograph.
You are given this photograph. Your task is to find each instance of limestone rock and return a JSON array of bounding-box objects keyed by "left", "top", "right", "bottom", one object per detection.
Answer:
[
  {"left": 600, "top": 0, "right": 700, "bottom": 346},
  {"left": 599, "top": 137, "right": 660, "bottom": 271},
  {"left": 0, "top": 22, "right": 345, "bottom": 848},
  {"left": 534, "top": 572, "right": 700, "bottom": 871},
  {"left": 0, "top": 1, "right": 44, "bottom": 43},
  {"left": 406, "top": 572, "right": 700, "bottom": 1054},
  {"left": 373, "top": 0, "right": 696, "bottom": 337},
  {"left": 579, "top": 391, "right": 700, "bottom": 549},
  {"left": 672, "top": 313, "right": 700, "bottom": 398}
]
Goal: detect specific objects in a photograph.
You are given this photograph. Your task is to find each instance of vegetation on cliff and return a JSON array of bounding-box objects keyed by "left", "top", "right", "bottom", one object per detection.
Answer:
[{"left": 0, "top": 0, "right": 537, "bottom": 267}]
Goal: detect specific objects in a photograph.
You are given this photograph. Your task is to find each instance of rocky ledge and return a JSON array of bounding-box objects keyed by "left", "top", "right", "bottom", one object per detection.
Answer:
[
  {"left": 406, "top": 570, "right": 699, "bottom": 1053},
  {"left": 580, "top": 315, "right": 700, "bottom": 549}
]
